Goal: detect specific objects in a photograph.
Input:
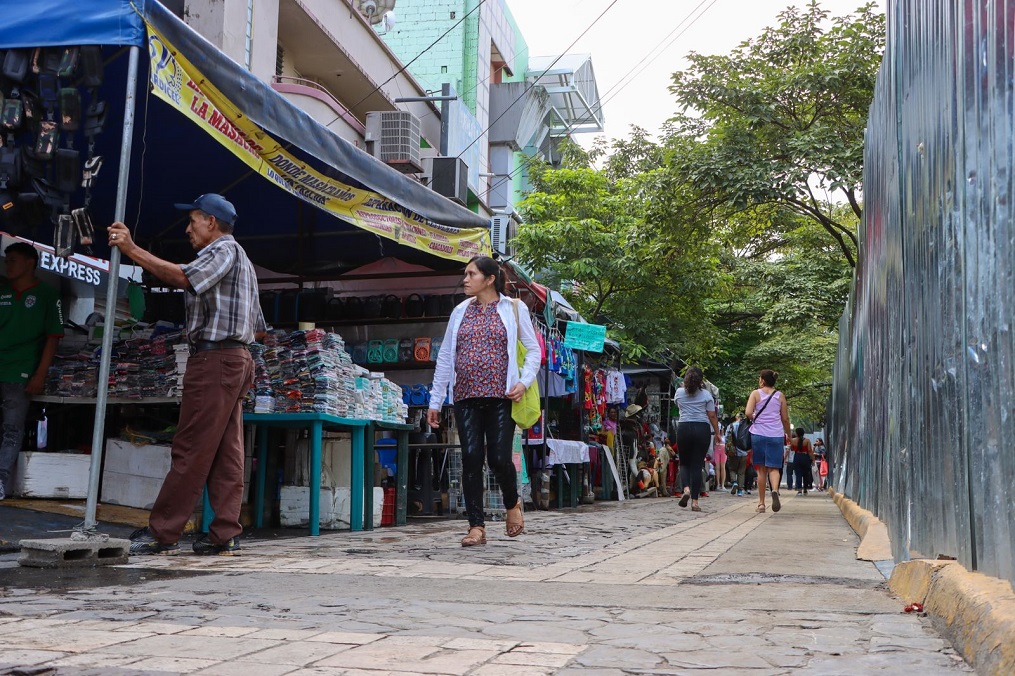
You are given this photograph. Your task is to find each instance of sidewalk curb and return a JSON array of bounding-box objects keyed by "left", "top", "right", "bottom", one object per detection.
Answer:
[
  {"left": 830, "top": 488, "right": 1015, "bottom": 675},
  {"left": 888, "top": 559, "right": 1015, "bottom": 675},
  {"left": 827, "top": 488, "right": 891, "bottom": 561}
]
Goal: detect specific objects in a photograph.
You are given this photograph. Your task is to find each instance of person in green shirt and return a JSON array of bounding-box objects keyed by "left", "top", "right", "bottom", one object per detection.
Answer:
[{"left": 0, "top": 242, "right": 64, "bottom": 500}]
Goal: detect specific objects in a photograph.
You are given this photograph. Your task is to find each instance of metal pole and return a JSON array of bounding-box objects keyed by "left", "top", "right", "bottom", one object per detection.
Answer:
[
  {"left": 439, "top": 82, "right": 451, "bottom": 156},
  {"left": 83, "top": 45, "right": 141, "bottom": 530}
]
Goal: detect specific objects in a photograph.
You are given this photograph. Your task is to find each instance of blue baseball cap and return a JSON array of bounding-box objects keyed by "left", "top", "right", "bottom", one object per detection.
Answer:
[{"left": 174, "top": 193, "right": 237, "bottom": 226}]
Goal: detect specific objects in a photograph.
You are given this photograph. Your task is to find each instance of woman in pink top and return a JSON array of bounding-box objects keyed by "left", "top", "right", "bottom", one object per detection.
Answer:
[{"left": 744, "top": 369, "right": 791, "bottom": 513}]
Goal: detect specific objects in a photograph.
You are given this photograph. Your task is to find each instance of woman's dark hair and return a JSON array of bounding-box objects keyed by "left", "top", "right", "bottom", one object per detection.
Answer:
[
  {"left": 795, "top": 427, "right": 806, "bottom": 449},
  {"left": 759, "top": 369, "right": 778, "bottom": 387},
  {"left": 683, "top": 366, "right": 704, "bottom": 395},
  {"left": 467, "top": 255, "right": 505, "bottom": 294}
]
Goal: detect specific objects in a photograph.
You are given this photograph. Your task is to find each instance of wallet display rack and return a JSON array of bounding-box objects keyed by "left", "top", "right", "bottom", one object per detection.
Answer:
[{"left": 0, "top": 45, "right": 107, "bottom": 256}]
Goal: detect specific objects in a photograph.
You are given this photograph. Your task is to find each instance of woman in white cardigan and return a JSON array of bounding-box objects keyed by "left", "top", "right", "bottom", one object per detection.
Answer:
[{"left": 428, "top": 256, "right": 541, "bottom": 546}]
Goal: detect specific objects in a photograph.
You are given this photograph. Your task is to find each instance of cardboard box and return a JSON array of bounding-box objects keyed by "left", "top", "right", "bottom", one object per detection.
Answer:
[
  {"left": 279, "top": 486, "right": 383, "bottom": 529},
  {"left": 13, "top": 452, "right": 92, "bottom": 499}
]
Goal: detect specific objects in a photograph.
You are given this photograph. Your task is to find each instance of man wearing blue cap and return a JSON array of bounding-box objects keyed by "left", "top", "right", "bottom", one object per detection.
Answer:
[{"left": 108, "top": 194, "right": 265, "bottom": 556}]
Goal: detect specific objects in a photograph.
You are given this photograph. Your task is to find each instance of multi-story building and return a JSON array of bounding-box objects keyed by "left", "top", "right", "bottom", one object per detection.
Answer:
[{"left": 154, "top": 1, "right": 603, "bottom": 253}]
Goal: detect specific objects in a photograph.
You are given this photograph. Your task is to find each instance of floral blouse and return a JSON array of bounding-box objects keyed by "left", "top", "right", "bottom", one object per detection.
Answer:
[{"left": 454, "top": 301, "right": 509, "bottom": 401}]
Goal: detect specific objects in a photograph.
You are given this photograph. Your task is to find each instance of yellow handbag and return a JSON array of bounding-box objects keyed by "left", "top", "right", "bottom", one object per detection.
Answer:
[{"left": 511, "top": 300, "right": 541, "bottom": 429}]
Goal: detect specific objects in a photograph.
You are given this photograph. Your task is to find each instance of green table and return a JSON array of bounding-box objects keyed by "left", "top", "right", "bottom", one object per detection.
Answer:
[{"left": 240, "top": 413, "right": 409, "bottom": 535}]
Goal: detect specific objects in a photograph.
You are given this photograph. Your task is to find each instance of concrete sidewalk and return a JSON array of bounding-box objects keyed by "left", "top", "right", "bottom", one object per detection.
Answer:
[{"left": 0, "top": 489, "right": 970, "bottom": 674}]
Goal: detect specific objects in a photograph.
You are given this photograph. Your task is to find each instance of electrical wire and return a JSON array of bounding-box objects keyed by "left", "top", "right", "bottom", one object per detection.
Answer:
[
  {"left": 323, "top": 0, "right": 487, "bottom": 129},
  {"left": 453, "top": 0, "right": 621, "bottom": 162},
  {"left": 481, "top": 0, "right": 722, "bottom": 202}
]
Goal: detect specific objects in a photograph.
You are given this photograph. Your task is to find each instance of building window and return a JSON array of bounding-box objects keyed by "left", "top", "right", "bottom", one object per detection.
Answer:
[
  {"left": 276, "top": 43, "right": 285, "bottom": 78},
  {"left": 244, "top": 0, "right": 254, "bottom": 70}
]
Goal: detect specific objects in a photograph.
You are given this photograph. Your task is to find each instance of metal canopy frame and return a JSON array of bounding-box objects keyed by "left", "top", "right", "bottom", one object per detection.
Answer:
[{"left": 527, "top": 54, "right": 605, "bottom": 136}]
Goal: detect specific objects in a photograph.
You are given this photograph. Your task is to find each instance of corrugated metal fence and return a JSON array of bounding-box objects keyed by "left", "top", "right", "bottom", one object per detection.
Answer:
[{"left": 830, "top": 0, "right": 1015, "bottom": 586}]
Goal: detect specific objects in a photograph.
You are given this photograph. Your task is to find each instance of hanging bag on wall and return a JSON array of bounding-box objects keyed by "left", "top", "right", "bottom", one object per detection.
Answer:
[
  {"left": 343, "top": 296, "right": 363, "bottom": 320},
  {"left": 734, "top": 389, "right": 777, "bottom": 451},
  {"left": 510, "top": 300, "right": 540, "bottom": 429},
  {"left": 381, "top": 294, "right": 402, "bottom": 319},
  {"left": 404, "top": 293, "right": 425, "bottom": 318},
  {"left": 413, "top": 336, "right": 432, "bottom": 362}
]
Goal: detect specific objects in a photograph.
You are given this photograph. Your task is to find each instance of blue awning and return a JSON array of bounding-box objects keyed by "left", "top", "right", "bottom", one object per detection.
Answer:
[{"left": 0, "top": 1, "right": 488, "bottom": 274}]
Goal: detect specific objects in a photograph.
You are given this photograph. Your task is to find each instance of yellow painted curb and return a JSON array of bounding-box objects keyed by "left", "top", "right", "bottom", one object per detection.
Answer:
[
  {"left": 890, "top": 559, "right": 1015, "bottom": 675},
  {"left": 827, "top": 488, "right": 892, "bottom": 561}
]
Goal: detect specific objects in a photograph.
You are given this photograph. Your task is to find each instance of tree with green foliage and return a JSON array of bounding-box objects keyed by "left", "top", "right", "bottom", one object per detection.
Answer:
[{"left": 666, "top": 0, "right": 883, "bottom": 267}]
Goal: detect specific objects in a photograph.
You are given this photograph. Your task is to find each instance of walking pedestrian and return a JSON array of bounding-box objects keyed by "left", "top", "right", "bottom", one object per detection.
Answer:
[
  {"left": 428, "top": 256, "right": 540, "bottom": 546},
  {"left": 673, "top": 367, "right": 722, "bottom": 512},
  {"left": 789, "top": 428, "right": 813, "bottom": 494},
  {"left": 0, "top": 242, "right": 63, "bottom": 501},
  {"left": 744, "top": 369, "right": 791, "bottom": 513},
  {"left": 109, "top": 194, "right": 265, "bottom": 556},
  {"left": 726, "top": 415, "right": 749, "bottom": 496}
]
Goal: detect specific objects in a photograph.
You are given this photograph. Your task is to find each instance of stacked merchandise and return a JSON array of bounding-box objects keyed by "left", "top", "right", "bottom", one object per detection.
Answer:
[
  {"left": 247, "top": 329, "right": 406, "bottom": 423},
  {"left": 108, "top": 331, "right": 186, "bottom": 398},
  {"left": 244, "top": 343, "right": 274, "bottom": 414},
  {"left": 44, "top": 330, "right": 187, "bottom": 399},
  {"left": 171, "top": 343, "right": 190, "bottom": 397},
  {"left": 45, "top": 355, "right": 99, "bottom": 397}
]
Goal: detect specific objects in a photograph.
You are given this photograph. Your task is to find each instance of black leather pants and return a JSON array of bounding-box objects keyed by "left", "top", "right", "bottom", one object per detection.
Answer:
[{"left": 454, "top": 398, "right": 519, "bottom": 528}]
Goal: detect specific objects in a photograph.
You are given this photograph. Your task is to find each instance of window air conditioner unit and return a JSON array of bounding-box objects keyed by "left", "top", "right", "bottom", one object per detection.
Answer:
[
  {"left": 431, "top": 157, "right": 468, "bottom": 205},
  {"left": 490, "top": 214, "right": 515, "bottom": 255},
  {"left": 365, "top": 111, "right": 423, "bottom": 173}
]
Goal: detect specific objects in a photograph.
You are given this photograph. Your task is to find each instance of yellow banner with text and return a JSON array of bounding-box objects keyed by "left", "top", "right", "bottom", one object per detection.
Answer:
[{"left": 145, "top": 22, "right": 490, "bottom": 263}]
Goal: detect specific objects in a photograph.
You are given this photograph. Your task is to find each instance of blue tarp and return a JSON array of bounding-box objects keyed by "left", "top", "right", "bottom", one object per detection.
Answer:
[
  {"left": 0, "top": 1, "right": 487, "bottom": 274},
  {"left": 0, "top": 0, "right": 145, "bottom": 48}
]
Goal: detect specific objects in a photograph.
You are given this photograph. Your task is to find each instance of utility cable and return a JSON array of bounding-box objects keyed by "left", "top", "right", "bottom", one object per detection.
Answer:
[
  {"left": 323, "top": 0, "right": 487, "bottom": 129},
  {"left": 453, "top": 0, "right": 621, "bottom": 162},
  {"left": 481, "top": 0, "right": 722, "bottom": 202}
]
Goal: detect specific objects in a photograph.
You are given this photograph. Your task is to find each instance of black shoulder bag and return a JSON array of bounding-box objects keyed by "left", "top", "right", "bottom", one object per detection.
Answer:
[{"left": 734, "top": 390, "right": 777, "bottom": 451}]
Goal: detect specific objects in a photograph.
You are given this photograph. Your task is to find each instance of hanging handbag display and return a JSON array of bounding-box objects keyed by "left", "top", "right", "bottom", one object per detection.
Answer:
[
  {"left": 343, "top": 296, "right": 363, "bottom": 320},
  {"left": 422, "top": 294, "right": 442, "bottom": 317},
  {"left": 430, "top": 337, "right": 443, "bottom": 363},
  {"left": 351, "top": 342, "right": 369, "bottom": 364},
  {"left": 362, "top": 295, "right": 383, "bottom": 319},
  {"left": 510, "top": 300, "right": 540, "bottom": 429},
  {"left": 404, "top": 293, "right": 425, "bottom": 318},
  {"left": 381, "top": 294, "right": 402, "bottom": 319},
  {"left": 438, "top": 294, "right": 455, "bottom": 316},
  {"left": 325, "top": 296, "right": 344, "bottom": 321}
]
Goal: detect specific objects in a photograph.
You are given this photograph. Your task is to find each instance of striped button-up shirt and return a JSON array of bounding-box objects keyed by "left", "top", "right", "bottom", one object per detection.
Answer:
[{"left": 181, "top": 235, "right": 266, "bottom": 343}]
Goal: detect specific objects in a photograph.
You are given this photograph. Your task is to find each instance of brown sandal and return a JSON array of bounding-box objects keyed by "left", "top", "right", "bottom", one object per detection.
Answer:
[
  {"left": 506, "top": 500, "right": 525, "bottom": 537},
  {"left": 461, "top": 526, "right": 486, "bottom": 547}
]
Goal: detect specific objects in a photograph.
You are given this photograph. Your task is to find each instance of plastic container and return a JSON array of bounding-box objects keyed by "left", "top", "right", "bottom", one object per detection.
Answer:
[{"left": 375, "top": 438, "right": 397, "bottom": 477}]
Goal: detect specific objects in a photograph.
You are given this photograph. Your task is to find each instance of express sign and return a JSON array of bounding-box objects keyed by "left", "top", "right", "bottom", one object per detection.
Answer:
[{"left": 38, "top": 249, "right": 105, "bottom": 286}]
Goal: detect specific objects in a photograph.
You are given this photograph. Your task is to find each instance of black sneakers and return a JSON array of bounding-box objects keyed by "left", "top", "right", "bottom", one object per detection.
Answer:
[
  {"left": 129, "top": 527, "right": 179, "bottom": 556},
  {"left": 193, "top": 535, "right": 240, "bottom": 556}
]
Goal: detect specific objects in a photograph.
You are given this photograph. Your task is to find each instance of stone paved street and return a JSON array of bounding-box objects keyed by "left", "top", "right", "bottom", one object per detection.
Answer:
[{"left": 0, "top": 490, "right": 971, "bottom": 675}]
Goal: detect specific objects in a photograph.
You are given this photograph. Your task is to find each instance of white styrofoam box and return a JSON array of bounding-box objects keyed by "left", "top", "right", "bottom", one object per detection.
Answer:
[
  {"left": 101, "top": 439, "right": 252, "bottom": 508},
  {"left": 100, "top": 470, "right": 165, "bottom": 510},
  {"left": 13, "top": 452, "right": 91, "bottom": 499},
  {"left": 104, "top": 440, "right": 173, "bottom": 479},
  {"left": 279, "top": 486, "right": 383, "bottom": 530},
  {"left": 284, "top": 434, "right": 353, "bottom": 488}
]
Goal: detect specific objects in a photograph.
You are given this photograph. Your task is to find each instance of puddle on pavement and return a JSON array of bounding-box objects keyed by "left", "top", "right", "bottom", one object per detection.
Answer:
[
  {"left": 0, "top": 563, "right": 211, "bottom": 592},
  {"left": 687, "top": 573, "right": 887, "bottom": 589}
]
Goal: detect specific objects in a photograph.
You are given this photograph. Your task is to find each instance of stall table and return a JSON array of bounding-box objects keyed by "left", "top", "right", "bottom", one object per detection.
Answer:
[
  {"left": 546, "top": 439, "right": 591, "bottom": 508},
  {"left": 243, "top": 413, "right": 410, "bottom": 535}
]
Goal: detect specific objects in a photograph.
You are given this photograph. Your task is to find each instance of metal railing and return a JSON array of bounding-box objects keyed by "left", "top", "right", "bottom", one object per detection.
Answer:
[{"left": 830, "top": 0, "right": 1015, "bottom": 586}]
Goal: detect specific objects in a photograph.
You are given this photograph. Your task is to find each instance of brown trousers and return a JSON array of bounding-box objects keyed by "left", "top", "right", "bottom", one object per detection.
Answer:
[{"left": 149, "top": 348, "right": 254, "bottom": 545}]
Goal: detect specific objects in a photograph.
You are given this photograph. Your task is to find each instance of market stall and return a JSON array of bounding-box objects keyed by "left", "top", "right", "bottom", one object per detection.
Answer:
[{"left": 0, "top": 1, "right": 490, "bottom": 534}]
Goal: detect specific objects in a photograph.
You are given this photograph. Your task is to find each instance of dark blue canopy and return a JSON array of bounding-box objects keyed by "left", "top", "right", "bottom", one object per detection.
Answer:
[{"left": 0, "top": 0, "right": 487, "bottom": 274}]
